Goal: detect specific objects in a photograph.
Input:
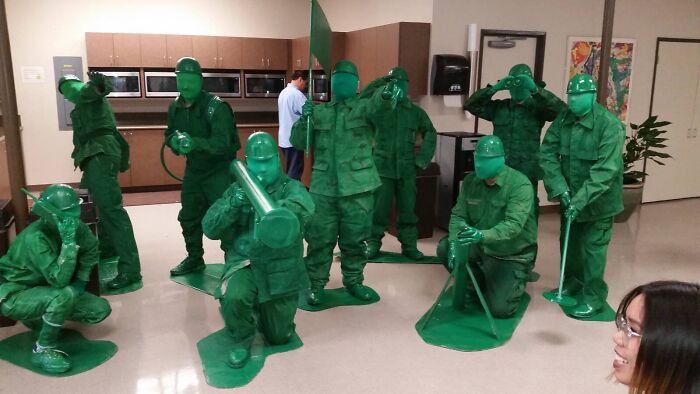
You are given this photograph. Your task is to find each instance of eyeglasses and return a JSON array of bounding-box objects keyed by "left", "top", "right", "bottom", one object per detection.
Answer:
[{"left": 616, "top": 315, "right": 642, "bottom": 346}]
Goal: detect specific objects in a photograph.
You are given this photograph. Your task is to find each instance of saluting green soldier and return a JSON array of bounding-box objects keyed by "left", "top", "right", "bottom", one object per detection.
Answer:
[
  {"left": 540, "top": 74, "right": 624, "bottom": 318},
  {"left": 364, "top": 67, "right": 437, "bottom": 260},
  {"left": 290, "top": 60, "right": 395, "bottom": 305},
  {"left": 0, "top": 185, "right": 111, "bottom": 373},
  {"left": 58, "top": 71, "right": 141, "bottom": 290},
  {"left": 165, "top": 57, "right": 240, "bottom": 276},
  {"left": 202, "top": 132, "right": 314, "bottom": 368},
  {"left": 464, "top": 64, "right": 566, "bottom": 218},
  {"left": 436, "top": 136, "right": 537, "bottom": 318}
]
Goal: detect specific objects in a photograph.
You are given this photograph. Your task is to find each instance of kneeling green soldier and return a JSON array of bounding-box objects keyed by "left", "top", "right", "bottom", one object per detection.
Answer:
[
  {"left": 202, "top": 132, "right": 315, "bottom": 368},
  {"left": 437, "top": 136, "right": 537, "bottom": 318},
  {"left": 0, "top": 185, "right": 111, "bottom": 373}
]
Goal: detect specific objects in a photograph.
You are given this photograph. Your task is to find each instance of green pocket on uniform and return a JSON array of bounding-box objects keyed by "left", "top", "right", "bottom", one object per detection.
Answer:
[
  {"left": 350, "top": 157, "right": 373, "bottom": 170},
  {"left": 312, "top": 161, "right": 329, "bottom": 171},
  {"left": 258, "top": 260, "right": 298, "bottom": 297}
]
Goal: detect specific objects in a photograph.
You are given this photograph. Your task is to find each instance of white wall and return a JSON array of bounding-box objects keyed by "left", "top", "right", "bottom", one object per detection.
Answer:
[
  {"left": 6, "top": 0, "right": 310, "bottom": 185},
  {"left": 319, "top": 0, "right": 432, "bottom": 32}
]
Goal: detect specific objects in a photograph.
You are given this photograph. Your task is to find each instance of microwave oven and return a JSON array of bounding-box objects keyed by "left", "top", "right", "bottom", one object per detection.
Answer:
[
  {"left": 144, "top": 71, "right": 241, "bottom": 98},
  {"left": 311, "top": 73, "right": 329, "bottom": 101},
  {"left": 144, "top": 71, "right": 177, "bottom": 98},
  {"left": 100, "top": 71, "right": 141, "bottom": 98},
  {"left": 244, "top": 73, "right": 286, "bottom": 98},
  {"left": 202, "top": 72, "right": 241, "bottom": 98}
]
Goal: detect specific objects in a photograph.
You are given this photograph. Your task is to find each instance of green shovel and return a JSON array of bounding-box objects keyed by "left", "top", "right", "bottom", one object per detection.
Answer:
[{"left": 542, "top": 217, "right": 578, "bottom": 307}]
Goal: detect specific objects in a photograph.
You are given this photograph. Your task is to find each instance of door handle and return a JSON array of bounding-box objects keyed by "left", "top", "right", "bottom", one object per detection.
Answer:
[
  {"left": 267, "top": 58, "right": 270, "bottom": 68},
  {"left": 115, "top": 55, "right": 119, "bottom": 66},
  {"left": 261, "top": 58, "right": 265, "bottom": 68},
  {"left": 109, "top": 55, "right": 113, "bottom": 66}
]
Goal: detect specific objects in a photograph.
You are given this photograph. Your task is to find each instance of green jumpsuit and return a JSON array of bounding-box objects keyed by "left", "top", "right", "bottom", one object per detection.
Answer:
[
  {"left": 165, "top": 91, "right": 240, "bottom": 263},
  {"left": 540, "top": 102, "right": 624, "bottom": 309},
  {"left": 368, "top": 99, "right": 436, "bottom": 252},
  {"left": 70, "top": 79, "right": 141, "bottom": 278},
  {"left": 0, "top": 219, "right": 111, "bottom": 342},
  {"left": 290, "top": 93, "right": 388, "bottom": 289},
  {"left": 202, "top": 175, "right": 314, "bottom": 348},
  {"left": 437, "top": 166, "right": 537, "bottom": 318}
]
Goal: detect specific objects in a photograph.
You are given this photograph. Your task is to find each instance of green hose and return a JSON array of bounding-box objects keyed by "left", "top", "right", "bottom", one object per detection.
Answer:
[{"left": 160, "top": 141, "right": 184, "bottom": 182}]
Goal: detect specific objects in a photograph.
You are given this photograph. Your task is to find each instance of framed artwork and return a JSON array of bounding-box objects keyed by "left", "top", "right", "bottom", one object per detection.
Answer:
[{"left": 566, "top": 36, "right": 636, "bottom": 122}]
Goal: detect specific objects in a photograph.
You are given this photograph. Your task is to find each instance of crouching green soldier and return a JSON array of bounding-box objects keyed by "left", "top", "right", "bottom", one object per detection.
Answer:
[
  {"left": 0, "top": 185, "right": 111, "bottom": 373},
  {"left": 58, "top": 72, "right": 141, "bottom": 290},
  {"left": 436, "top": 136, "right": 537, "bottom": 318},
  {"left": 202, "top": 132, "right": 314, "bottom": 368}
]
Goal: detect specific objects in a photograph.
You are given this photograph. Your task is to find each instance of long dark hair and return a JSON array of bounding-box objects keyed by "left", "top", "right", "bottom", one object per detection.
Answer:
[{"left": 616, "top": 280, "right": 700, "bottom": 394}]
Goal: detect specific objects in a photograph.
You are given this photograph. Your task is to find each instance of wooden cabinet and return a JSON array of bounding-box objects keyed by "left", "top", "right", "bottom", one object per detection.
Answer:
[
  {"left": 241, "top": 38, "right": 289, "bottom": 70},
  {"left": 217, "top": 37, "right": 243, "bottom": 69},
  {"left": 192, "top": 36, "right": 219, "bottom": 69},
  {"left": 290, "top": 33, "right": 346, "bottom": 72},
  {"left": 118, "top": 129, "right": 185, "bottom": 189},
  {"left": 140, "top": 34, "right": 167, "bottom": 67},
  {"left": 166, "top": 35, "right": 193, "bottom": 68},
  {"left": 86, "top": 33, "right": 141, "bottom": 67},
  {"left": 343, "top": 22, "right": 430, "bottom": 96}
]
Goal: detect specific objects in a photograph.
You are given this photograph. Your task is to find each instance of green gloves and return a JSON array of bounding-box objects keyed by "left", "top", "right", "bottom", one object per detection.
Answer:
[
  {"left": 87, "top": 71, "right": 108, "bottom": 91},
  {"left": 447, "top": 240, "right": 457, "bottom": 271},
  {"left": 457, "top": 226, "right": 484, "bottom": 245},
  {"left": 230, "top": 185, "right": 250, "bottom": 208},
  {"left": 489, "top": 74, "right": 538, "bottom": 102},
  {"left": 558, "top": 191, "right": 578, "bottom": 220},
  {"left": 70, "top": 280, "right": 87, "bottom": 295},
  {"left": 169, "top": 131, "right": 195, "bottom": 155},
  {"left": 301, "top": 101, "right": 315, "bottom": 118},
  {"left": 559, "top": 191, "right": 571, "bottom": 208},
  {"left": 564, "top": 206, "right": 579, "bottom": 221},
  {"left": 57, "top": 217, "right": 78, "bottom": 247}
]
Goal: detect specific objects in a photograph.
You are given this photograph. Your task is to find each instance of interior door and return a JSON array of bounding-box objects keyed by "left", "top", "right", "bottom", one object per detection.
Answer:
[{"left": 645, "top": 40, "right": 700, "bottom": 202}]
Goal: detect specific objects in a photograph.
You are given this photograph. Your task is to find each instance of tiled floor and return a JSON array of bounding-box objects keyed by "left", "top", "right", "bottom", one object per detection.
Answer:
[{"left": 1, "top": 199, "right": 698, "bottom": 393}]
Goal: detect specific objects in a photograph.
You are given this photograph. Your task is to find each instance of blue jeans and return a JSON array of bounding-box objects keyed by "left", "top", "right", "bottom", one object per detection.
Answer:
[{"left": 281, "top": 147, "right": 304, "bottom": 181}]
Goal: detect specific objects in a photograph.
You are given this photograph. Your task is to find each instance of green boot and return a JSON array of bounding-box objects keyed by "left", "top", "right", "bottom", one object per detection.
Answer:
[
  {"left": 228, "top": 346, "right": 250, "bottom": 369},
  {"left": 107, "top": 272, "right": 142, "bottom": 289},
  {"left": 170, "top": 256, "right": 205, "bottom": 276},
  {"left": 307, "top": 286, "right": 325, "bottom": 305},
  {"left": 401, "top": 246, "right": 424, "bottom": 260},
  {"left": 347, "top": 284, "right": 373, "bottom": 301},
  {"left": 32, "top": 343, "right": 71, "bottom": 374},
  {"left": 364, "top": 242, "right": 380, "bottom": 259}
]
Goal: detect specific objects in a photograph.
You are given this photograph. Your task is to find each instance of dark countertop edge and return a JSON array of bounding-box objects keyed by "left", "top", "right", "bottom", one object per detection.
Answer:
[{"left": 116, "top": 123, "right": 279, "bottom": 130}]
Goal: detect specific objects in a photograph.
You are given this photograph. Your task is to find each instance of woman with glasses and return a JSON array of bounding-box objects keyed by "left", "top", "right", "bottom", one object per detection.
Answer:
[{"left": 613, "top": 280, "right": 700, "bottom": 393}]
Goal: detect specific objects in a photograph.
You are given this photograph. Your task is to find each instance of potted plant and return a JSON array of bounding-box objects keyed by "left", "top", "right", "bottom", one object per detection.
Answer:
[{"left": 615, "top": 115, "right": 672, "bottom": 222}]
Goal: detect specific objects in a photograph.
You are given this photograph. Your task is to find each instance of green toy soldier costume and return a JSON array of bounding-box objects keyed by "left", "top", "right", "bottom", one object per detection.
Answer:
[
  {"left": 58, "top": 72, "right": 141, "bottom": 290},
  {"left": 166, "top": 57, "right": 240, "bottom": 276},
  {"left": 290, "top": 60, "right": 395, "bottom": 305},
  {"left": 364, "top": 67, "right": 437, "bottom": 260},
  {"left": 202, "top": 132, "right": 314, "bottom": 368},
  {"left": 0, "top": 185, "right": 111, "bottom": 374},
  {"left": 540, "top": 74, "right": 624, "bottom": 318},
  {"left": 437, "top": 136, "right": 537, "bottom": 318}
]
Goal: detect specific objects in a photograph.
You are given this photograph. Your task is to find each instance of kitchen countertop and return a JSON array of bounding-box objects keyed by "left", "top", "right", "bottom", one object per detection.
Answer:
[{"left": 116, "top": 123, "right": 279, "bottom": 131}]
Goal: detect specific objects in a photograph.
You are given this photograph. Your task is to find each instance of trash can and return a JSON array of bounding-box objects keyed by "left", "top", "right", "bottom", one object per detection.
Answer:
[
  {"left": 388, "top": 162, "right": 440, "bottom": 240},
  {"left": 0, "top": 199, "right": 17, "bottom": 327}
]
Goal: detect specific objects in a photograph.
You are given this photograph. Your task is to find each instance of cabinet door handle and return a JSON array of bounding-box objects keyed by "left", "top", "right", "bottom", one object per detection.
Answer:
[
  {"left": 115, "top": 55, "right": 119, "bottom": 66},
  {"left": 267, "top": 58, "right": 270, "bottom": 68},
  {"left": 219, "top": 56, "right": 223, "bottom": 67},
  {"left": 261, "top": 58, "right": 265, "bottom": 67},
  {"left": 163, "top": 55, "right": 166, "bottom": 66},
  {"left": 109, "top": 55, "right": 113, "bottom": 66}
]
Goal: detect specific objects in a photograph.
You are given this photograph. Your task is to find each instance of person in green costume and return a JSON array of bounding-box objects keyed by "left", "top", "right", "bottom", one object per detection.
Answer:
[
  {"left": 290, "top": 60, "right": 396, "bottom": 305},
  {"left": 540, "top": 73, "right": 624, "bottom": 318},
  {"left": 436, "top": 136, "right": 537, "bottom": 318},
  {"left": 165, "top": 57, "right": 240, "bottom": 276},
  {"left": 0, "top": 184, "right": 112, "bottom": 374},
  {"left": 464, "top": 64, "right": 566, "bottom": 219},
  {"left": 202, "top": 132, "right": 314, "bottom": 368},
  {"left": 363, "top": 67, "right": 437, "bottom": 260},
  {"left": 58, "top": 72, "right": 141, "bottom": 290}
]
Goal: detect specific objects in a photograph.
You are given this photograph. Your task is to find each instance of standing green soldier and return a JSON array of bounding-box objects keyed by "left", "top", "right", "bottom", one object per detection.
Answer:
[
  {"left": 436, "top": 136, "right": 537, "bottom": 318},
  {"left": 540, "top": 74, "right": 624, "bottom": 318},
  {"left": 165, "top": 57, "right": 240, "bottom": 276},
  {"left": 202, "top": 132, "right": 314, "bottom": 368},
  {"left": 0, "top": 185, "right": 111, "bottom": 373},
  {"left": 58, "top": 72, "right": 141, "bottom": 290},
  {"left": 365, "top": 67, "right": 437, "bottom": 260},
  {"left": 464, "top": 64, "right": 566, "bottom": 217},
  {"left": 290, "top": 60, "right": 395, "bottom": 305}
]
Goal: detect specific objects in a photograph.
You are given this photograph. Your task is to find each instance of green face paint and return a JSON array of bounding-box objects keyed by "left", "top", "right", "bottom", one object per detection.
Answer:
[
  {"left": 474, "top": 156, "right": 505, "bottom": 180},
  {"left": 331, "top": 73, "right": 358, "bottom": 100},
  {"left": 567, "top": 92, "right": 595, "bottom": 116},
  {"left": 509, "top": 86, "right": 530, "bottom": 103},
  {"left": 247, "top": 157, "right": 281, "bottom": 188},
  {"left": 61, "top": 81, "right": 84, "bottom": 104},
  {"left": 176, "top": 73, "right": 203, "bottom": 102}
]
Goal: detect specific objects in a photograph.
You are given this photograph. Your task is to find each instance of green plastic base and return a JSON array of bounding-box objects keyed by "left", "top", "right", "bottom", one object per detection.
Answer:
[
  {"left": 561, "top": 302, "right": 616, "bottom": 322},
  {"left": 0, "top": 328, "right": 117, "bottom": 377},
  {"left": 297, "top": 287, "right": 380, "bottom": 312},
  {"left": 98, "top": 257, "right": 143, "bottom": 295},
  {"left": 367, "top": 251, "right": 440, "bottom": 264},
  {"left": 169, "top": 264, "right": 225, "bottom": 296},
  {"left": 196, "top": 328, "right": 303, "bottom": 388},
  {"left": 415, "top": 287, "right": 530, "bottom": 351},
  {"left": 542, "top": 290, "right": 578, "bottom": 307}
]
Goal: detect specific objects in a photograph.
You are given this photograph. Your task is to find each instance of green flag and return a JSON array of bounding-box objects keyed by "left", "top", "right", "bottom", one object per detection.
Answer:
[{"left": 310, "top": 0, "right": 332, "bottom": 75}]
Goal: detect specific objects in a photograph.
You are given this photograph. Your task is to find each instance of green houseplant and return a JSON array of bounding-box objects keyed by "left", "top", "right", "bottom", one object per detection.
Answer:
[{"left": 616, "top": 115, "right": 672, "bottom": 222}]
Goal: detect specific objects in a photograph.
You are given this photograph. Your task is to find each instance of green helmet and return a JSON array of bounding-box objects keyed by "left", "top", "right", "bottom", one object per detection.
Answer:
[
  {"left": 474, "top": 135, "right": 505, "bottom": 158},
  {"left": 40, "top": 184, "right": 81, "bottom": 213},
  {"left": 508, "top": 64, "right": 532, "bottom": 78},
  {"left": 245, "top": 132, "right": 278, "bottom": 160},
  {"left": 57, "top": 74, "right": 82, "bottom": 93},
  {"left": 567, "top": 73, "right": 597, "bottom": 94},
  {"left": 332, "top": 60, "right": 358, "bottom": 77},
  {"left": 175, "top": 57, "right": 202, "bottom": 75},
  {"left": 388, "top": 66, "right": 409, "bottom": 81}
]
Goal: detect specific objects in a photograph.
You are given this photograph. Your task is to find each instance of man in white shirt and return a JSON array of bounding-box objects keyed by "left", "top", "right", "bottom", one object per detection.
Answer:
[{"left": 278, "top": 70, "right": 308, "bottom": 180}]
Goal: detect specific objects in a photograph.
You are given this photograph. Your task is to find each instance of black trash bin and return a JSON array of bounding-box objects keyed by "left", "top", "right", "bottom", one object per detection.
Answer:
[{"left": 0, "top": 199, "right": 17, "bottom": 327}]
